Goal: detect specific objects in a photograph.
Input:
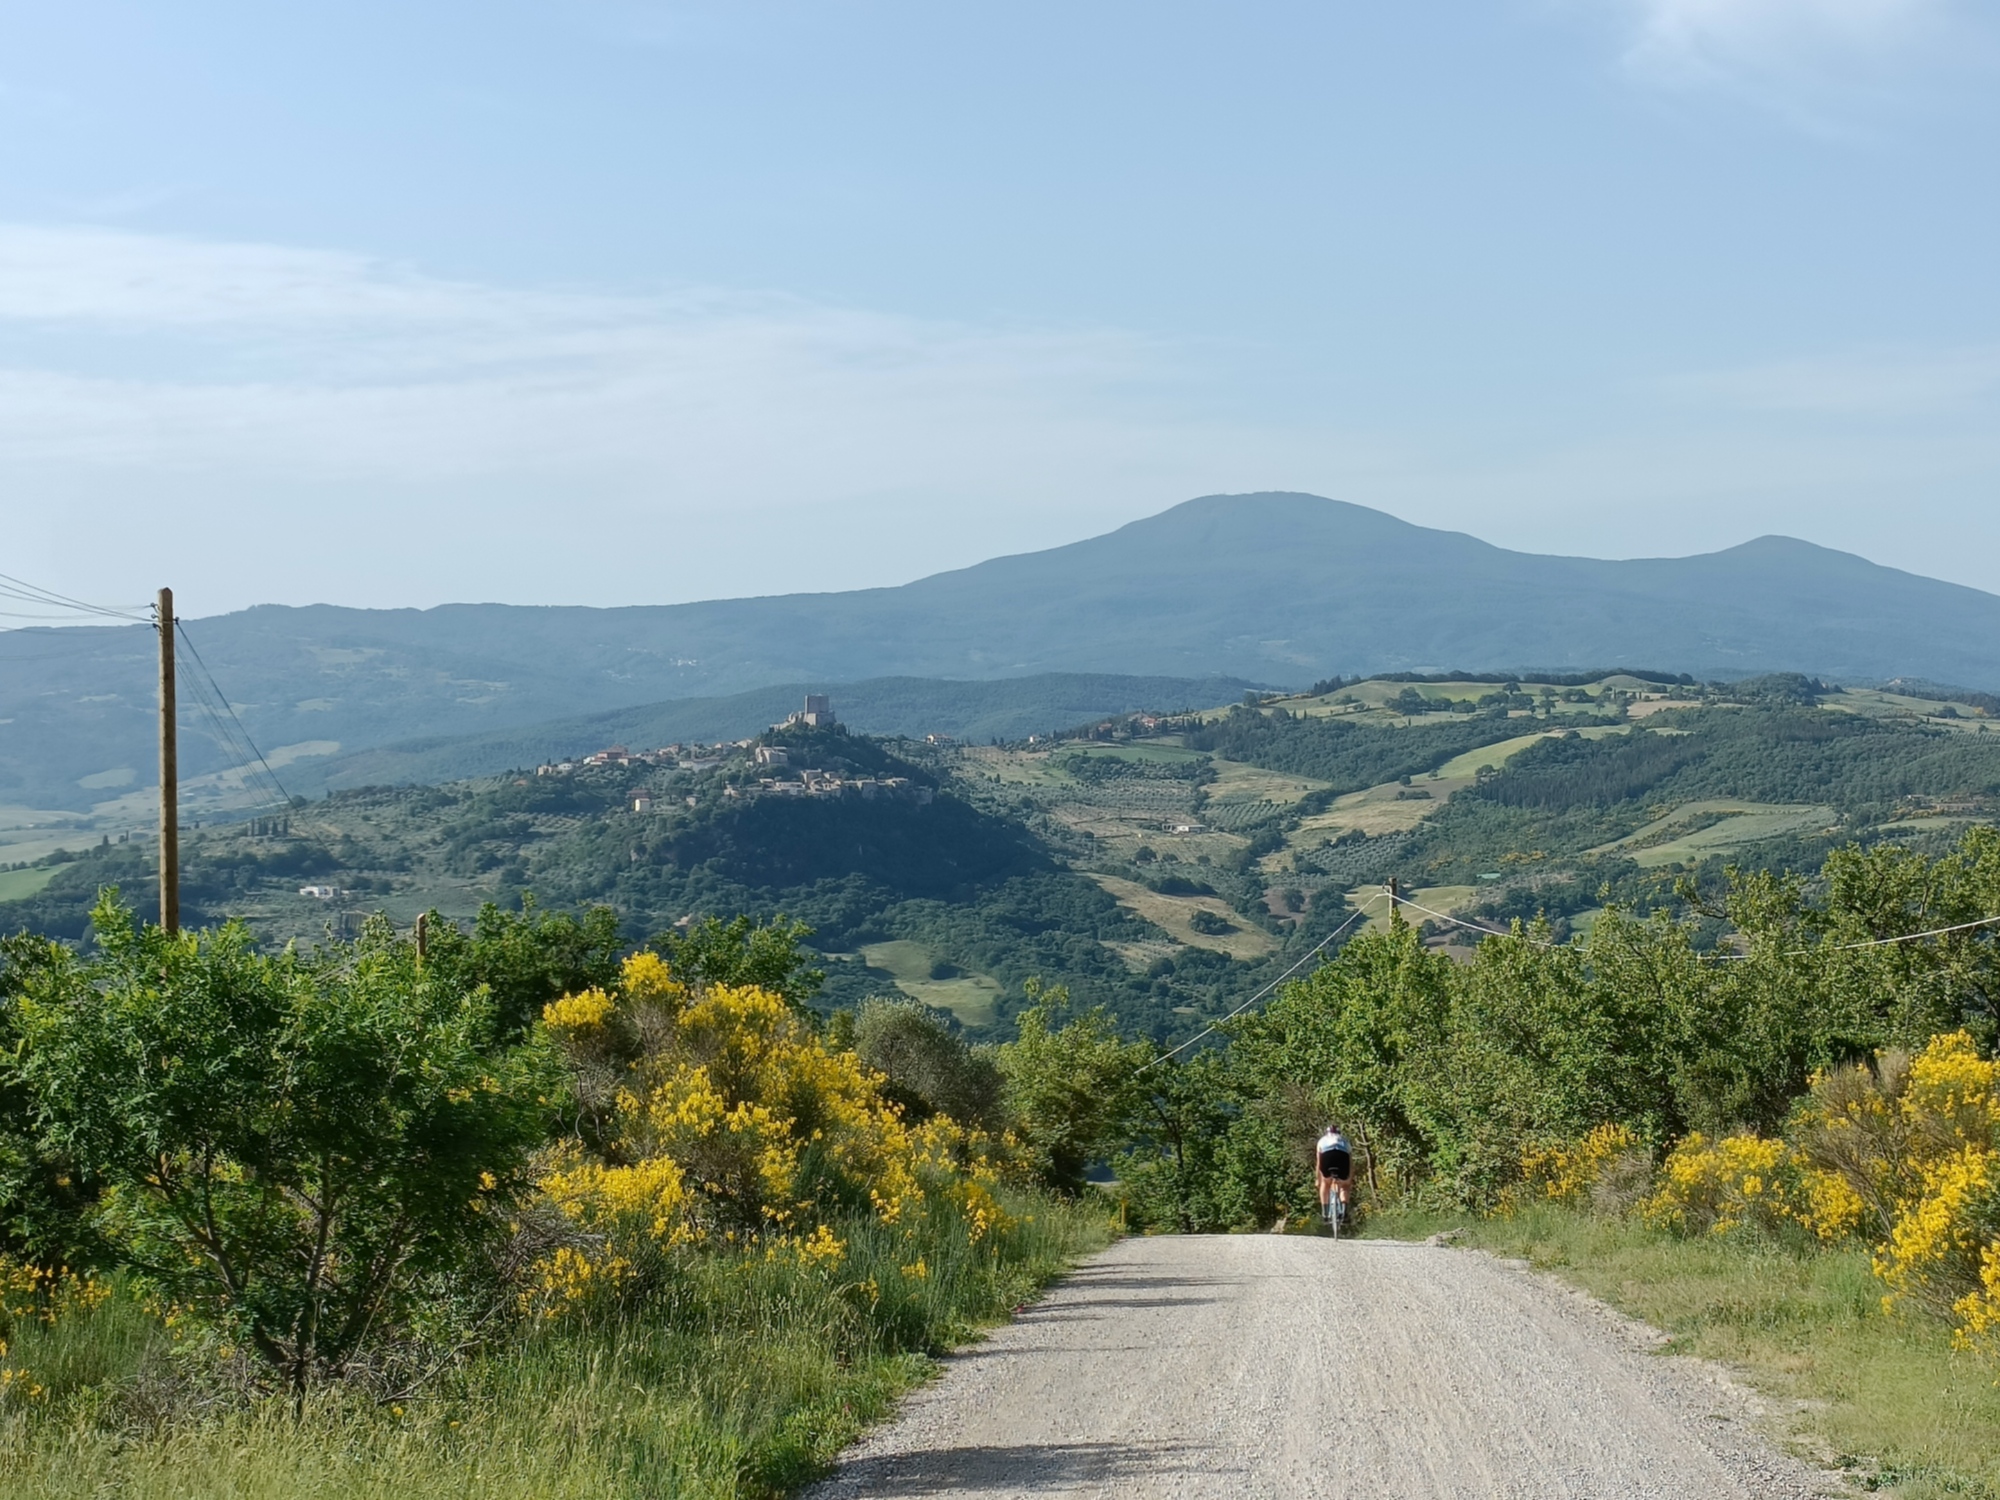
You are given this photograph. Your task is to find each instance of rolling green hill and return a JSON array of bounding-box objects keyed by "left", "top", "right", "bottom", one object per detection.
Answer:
[{"left": 8, "top": 671, "right": 2000, "bottom": 1047}]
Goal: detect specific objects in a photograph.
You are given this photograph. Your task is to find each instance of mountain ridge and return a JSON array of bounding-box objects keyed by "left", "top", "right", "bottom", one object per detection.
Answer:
[{"left": 6, "top": 492, "right": 1999, "bottom": 811}]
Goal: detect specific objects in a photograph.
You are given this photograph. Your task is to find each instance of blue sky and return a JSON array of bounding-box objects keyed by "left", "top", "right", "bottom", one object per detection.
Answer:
[{"left": 1, "top": 0, "right": 1996, "bottom": 614}]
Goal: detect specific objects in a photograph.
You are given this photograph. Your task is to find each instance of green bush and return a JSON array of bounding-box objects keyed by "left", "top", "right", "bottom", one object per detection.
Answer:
[
  {"left": 11, "top": 897, "right": 555, "bottom": 1393},
  {"left": 852, "top": 999, "right": 1004, "bottom": 1130}
]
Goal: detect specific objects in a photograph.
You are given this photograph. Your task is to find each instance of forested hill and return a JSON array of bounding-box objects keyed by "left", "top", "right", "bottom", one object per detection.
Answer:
[
  {"left": 9, "top": 676, "right": 2000, "bottom": 1047},
  {"left": 10, "top": 492, "right": 2000, "bottom": 813}
]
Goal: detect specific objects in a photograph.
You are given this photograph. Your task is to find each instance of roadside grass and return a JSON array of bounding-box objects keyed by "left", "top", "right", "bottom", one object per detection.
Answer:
[
  {"left": 0, "top": 1189, "right": 1115, "bottom": 1500},
  {"left": 1366, "top": 1204, "right": 2000, "bottom": 1499}
]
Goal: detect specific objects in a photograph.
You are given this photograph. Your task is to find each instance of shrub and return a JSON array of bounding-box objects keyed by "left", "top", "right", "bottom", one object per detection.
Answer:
[
  {"left": 12, "top": 899, "right": 552, "bottom": 1394},
  {"left": 993, "top": 984, "right": 1148, "bottom": 1193},
  {"left": 527, "top": 953, "right": 1020, "bottom": 1317},
  {"left": 1862, "top": 1033, "right": 2000, "bottom": 1327},
  {"left": 1514, "top": 1124, "right": 1645, "bottom": 1213},
  {"left": 853, "top": 999, "right": 1005, "bottom": 1130},
  {"left": 1642, "top": 1132, "right": 1798, "bottom": 1239}
]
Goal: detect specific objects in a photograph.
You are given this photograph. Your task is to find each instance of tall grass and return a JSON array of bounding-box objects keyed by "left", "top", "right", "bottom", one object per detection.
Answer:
[
  {"left": 1369, "top": 1204, "right": 2000, "bottom": 1500},
  {"left": 0, "top": 1187, "right": 1113, "bottom": 1500}
]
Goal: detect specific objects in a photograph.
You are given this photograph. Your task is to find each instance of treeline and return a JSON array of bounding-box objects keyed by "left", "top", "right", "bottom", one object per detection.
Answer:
[
  {"left": 1305, "top": 669, "right": 1697, "bottom": 693},
  {"left": 1470, "top": 708, "right": 2000, "bottom": 816},
  {"left": 1465, "top": 728, "right": 1705, "bottom": 811},
  {"left": 1118, "top": 827, "right": 2000, "bottom": 1357}
]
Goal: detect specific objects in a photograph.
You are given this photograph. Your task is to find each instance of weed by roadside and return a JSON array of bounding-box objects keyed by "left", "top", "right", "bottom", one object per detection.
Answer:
[{"left": 0, "top": 1188, "right": 1114, "bottom": 1500}]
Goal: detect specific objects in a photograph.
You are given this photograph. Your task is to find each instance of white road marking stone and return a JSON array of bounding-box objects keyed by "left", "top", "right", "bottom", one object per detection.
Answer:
[{"left": 806, "top": 1235, "right": 1841, "bottom": 1499}]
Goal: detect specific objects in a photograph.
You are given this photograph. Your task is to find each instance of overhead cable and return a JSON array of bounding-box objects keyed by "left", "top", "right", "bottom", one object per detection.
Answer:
[
  {"left": 174, "top": 620, "right": 298, "bottom": 813},
  {"left": 1142, "top": 889, "right": 1390, "bottom": 1070},
  {"left": 1392, "top": 893, "right": 2000, "bottom": 961},
  {"left": 0, "top": 570, "right": 149, "bottom": 623}
]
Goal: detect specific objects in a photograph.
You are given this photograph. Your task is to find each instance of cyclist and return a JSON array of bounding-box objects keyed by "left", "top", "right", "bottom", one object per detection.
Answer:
[{"left": 1315, "top": 1126, "right": 1355, "bottom": 1232}]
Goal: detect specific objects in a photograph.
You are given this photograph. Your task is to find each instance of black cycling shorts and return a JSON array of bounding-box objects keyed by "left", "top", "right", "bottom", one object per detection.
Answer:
[{"left": 1319, "top": 1147, "right": 1351, "bottom": 1180}]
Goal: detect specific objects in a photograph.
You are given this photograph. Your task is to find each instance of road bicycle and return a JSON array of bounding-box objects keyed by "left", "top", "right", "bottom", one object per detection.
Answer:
[{"left": 1323, "top": 1190, "right": 1348, "bottom": 1240}]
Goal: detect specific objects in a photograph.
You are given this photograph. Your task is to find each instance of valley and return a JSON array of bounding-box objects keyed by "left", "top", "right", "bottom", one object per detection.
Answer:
[{"left": 10, "top": 667, "right": 2000, "bottom": 1047}]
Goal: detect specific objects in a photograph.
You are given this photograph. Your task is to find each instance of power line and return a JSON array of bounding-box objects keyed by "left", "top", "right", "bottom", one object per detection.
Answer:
[
  {"left": 0, "top": 570, "right": 149, "bottom": 623},
  {"left": 1720, "top": 912, "right": 2000, "bottom": 959},
  {"left": 173, "top": 620, "right": 298, "bottom": 813},
  {"left": 163, "top": 616, "right": 353, "bottom": 903},
  {"left": 1393, "top": 896, "right": 1565, "bottom": 950},
  {"left": 1392, "top": 893, "right": 2000, "bottom": 962},
  {"left": 1142, "top": 889, "right": 1390, "bottom": 1071}
]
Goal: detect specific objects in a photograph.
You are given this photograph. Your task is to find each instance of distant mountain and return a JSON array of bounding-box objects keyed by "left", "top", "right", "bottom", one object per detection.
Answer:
[{"left": 7, "top": 492, "right": 2000, "bottom": 810}]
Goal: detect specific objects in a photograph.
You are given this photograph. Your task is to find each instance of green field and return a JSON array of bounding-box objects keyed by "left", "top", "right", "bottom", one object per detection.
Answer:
[
  {"left": 1588, "top": 800, "right": 1838, "bottom": 867},
  {"left": 0, "top": 865, "right": 58, "bottom": 902},
  {"left": 1341, "top": 882, "right": 1480, "bottom": 933},
  {"left": 1087, "top": 874, "right": 1278, "bottom": 961},
  {"left": 858, "top": 939, "right": 1006, "bottom": 1028}
]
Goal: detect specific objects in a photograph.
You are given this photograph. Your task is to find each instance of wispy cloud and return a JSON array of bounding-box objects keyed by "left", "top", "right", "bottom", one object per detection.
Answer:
[
  {"left": 1588, "top": 0, "right": 1981, "bottom": 128},
  {"left": 0, "top": 223, "right": 1374, "bottom": 607},
  {"left": 5, "top": 222, "right": 1999, "bottom": 611},
  {"left": 0, "top": 224, "right": 1227, "bottom": 481},
  {"left": 1671, "top": 344, "right": 2000, "bottom": 415}
]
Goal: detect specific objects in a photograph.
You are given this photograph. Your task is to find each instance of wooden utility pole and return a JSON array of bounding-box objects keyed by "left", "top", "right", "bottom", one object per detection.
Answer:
[{"left": 158, "top": 587, "right": 179, "bottom": 933}]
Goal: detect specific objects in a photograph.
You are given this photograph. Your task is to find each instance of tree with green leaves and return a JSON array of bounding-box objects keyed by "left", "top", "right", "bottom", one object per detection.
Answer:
[
  {"left": 1119, "top": 1050, "right": 1242, "bottom": 1232},
  {"left": 995, "top": 980, "right": 1149, "bottom": 1193},
  {"left": 852, "top": 997, "right": 1005, "bottom": 1130},
  {"left": 11, "top": 897, "right": 555, "bottom": 1395},
  {"left": 422, "top": 896, "right": 623, "bottom": 1038},
  {"left": 0, "top": 934, "right": 101, "bottom": 1270},
  {"left": 649, "top": 914, "right": 825, "bottom": 1008}
]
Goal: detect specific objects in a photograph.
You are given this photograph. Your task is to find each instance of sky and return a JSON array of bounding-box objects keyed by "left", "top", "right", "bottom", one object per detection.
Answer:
[{"left": 1, "top": 0, "right": 1997, "bottom": 616}]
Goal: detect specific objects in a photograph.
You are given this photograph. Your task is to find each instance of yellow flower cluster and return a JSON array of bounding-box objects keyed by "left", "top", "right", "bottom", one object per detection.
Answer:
[
  {"left": 1954, "top": 1242, "right": 2000, "bottom": 1358},
  {"left": 542, "top": 987, "right": 617, "bottom": 1034},
  {"left": 0, "top": 1363, "right": 45, "bottom": 1403},
  {"left": 0, "top": 1259, "right": 111, "bottom": 1403},
  {"left": 1628, "top": 1032, "right": 2000, "bottom": 1361},
  {"left": 1642, "top": 1132, "right": 1798, "bottom": 1238},
  {"left": 1515, "top": 1124, "right": 1642, "bottom": 1209},
  {"left": 519, "top": 1244, "right": 634, "bottom": 1318},
  {"left": 1905, "top": 1030, "right": 1999, "bottom": 1142},
  {"left": 539, "top": 1147, "right": 694, "bottom": 1246},
  {"left": 1856, "top": 1032, "right": 2000, "bottom": 1328},
  {"left": 0, "top": 1258, "right": 111, "bottom": 1326},
  {"left": 527, "top": 953, "right": 1010, "bottom": 1315}
]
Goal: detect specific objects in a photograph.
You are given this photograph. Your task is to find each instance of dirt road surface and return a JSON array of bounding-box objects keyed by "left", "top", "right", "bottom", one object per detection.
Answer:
[{"left": 807, "top": 1235, "right": 1837, "bottom": 1499}]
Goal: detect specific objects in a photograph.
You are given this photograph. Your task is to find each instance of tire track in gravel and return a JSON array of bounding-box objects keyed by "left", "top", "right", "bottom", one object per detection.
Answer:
[{"left": 807, "top": 1235, "right": 1840, "bottom": 1499}]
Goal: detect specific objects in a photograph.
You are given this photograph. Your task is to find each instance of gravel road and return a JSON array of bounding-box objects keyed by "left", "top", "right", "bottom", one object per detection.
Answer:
[{"left": 807, "top": 1235, "right": 1839, "bottom": 1499}]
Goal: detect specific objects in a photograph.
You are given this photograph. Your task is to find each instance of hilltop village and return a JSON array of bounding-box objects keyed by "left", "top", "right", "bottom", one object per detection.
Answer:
[{"left": 534, "top": 695, "right": 934, "bottom": 806}]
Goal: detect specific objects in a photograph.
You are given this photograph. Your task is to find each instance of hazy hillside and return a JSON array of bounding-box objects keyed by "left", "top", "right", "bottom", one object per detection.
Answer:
[
  {"left": 8, "top": 491, "right": 2000, "bottom": 810},
  {"left": 312, "top": 674, "right": 1259, "bottom": 792}
]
